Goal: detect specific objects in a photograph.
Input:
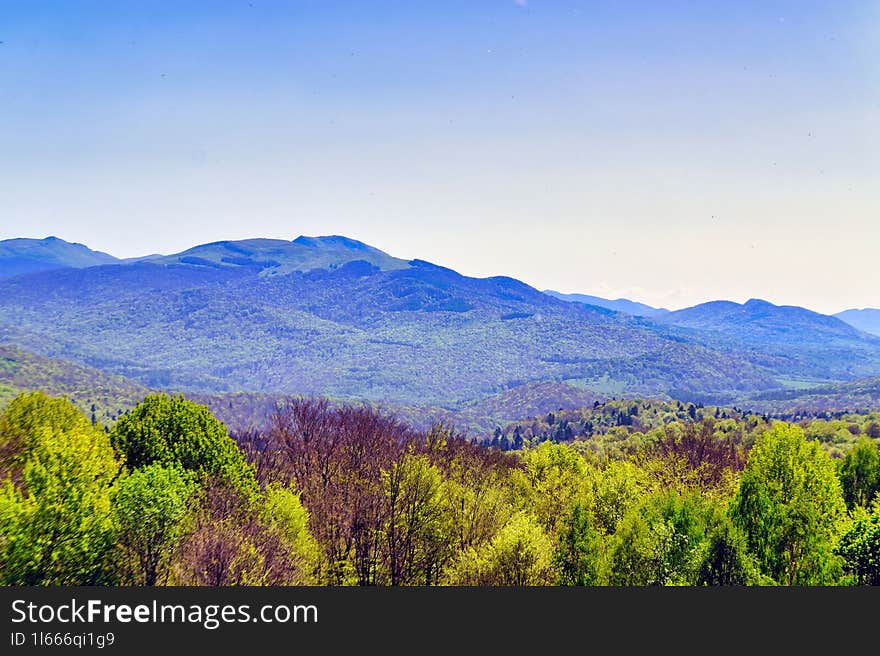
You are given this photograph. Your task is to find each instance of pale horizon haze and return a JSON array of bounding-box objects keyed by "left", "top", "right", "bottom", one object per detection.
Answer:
[{"left": 1, "top": 1, "right": 878, "bottom": 315}]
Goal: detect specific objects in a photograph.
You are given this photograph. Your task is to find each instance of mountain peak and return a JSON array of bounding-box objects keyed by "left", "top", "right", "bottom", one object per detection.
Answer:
[
  {"left": 0, "top": 236, "right": 119, "bottom": 278},
  {"left": 292, "top": 235, "right": 371, "bottom": 251},
  {"left": 154, "top": 235, "right": 408, "bottom": 276},
  {"left": 659, "top": 296, "right": 871, "bottom": 344}
]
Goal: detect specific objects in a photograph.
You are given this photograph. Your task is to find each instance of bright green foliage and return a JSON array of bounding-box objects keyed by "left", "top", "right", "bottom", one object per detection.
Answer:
[
  {"left": 606, "top": 490, "right": 715, "bottom": 586},
  {"left": 509, "top": 442, "right": 593, "bottom": 534},
  {"left": 839, "top": 437, "right": 880, "bottom": 509},
  {"left": 592, "top": 460, "right": 653, "bottom": 535},
  {"left": 500, "top": 400, "right": 770, "bottom": 457},
  {"left": 553, "top": 503, "right": 602, "bottom": 585},
  {"left": 0, "top": 391, "right": 95, "bottom": 474},
  {"left": 446, "top": 512, "right": 554, "bottom": 585},
  {"left": 113, "top": 464, "right": 195, "bottom": 585},
  {"left": 0, "top": 393, "right": 120, "bottom": 585},
  {"left": 110, "top": 394, "right": 255, "bottom": 492},
  {"left": 2, "top": 387, "right": 877, "bottom": 587},
  {"left": 0, "top": 345, "right": 151, "bottom": 426},
  {"left": 484, "top": 513, "right": 554, "bottom": 585},
  {"left": 732, "top": 423, "right": 846, "bottom": 585},
  {"left": 260, "top": 483, "right": 321, "bottom": 582},
  {"left": 836, "top": 498, "right": 880, "bottom": 585}
]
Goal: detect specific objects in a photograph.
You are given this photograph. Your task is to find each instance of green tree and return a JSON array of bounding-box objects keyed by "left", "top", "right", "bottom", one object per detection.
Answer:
[
  {"left": 553, "top": 502, "right": 602, "bottom": 585},
  {"left": 592, "top": 460, "right": 653, "bottom": 535},
  {"left": 606, "top": 490, "right": 713, "bottom": 586},
  {"left": 696, "top": 511, "right": 756, "bottom": 586},
  {"left": 732, "top": 423, "right": 846, "bottom": 585},
  {"left": 173, "top": 482, "right": 316, "bottom": 585},
  {"left": 445, "top": 513, "right": 554, "bottom": 585},
  {"left": 110, "top": 394, "right": 255, "bottom": 492},
  {"left": 113, "top": 463, "right": 195, "bottom": 585},
  {"left": 0, "top": 393, "right": 120, "bottom": 585},
  {"left": 260, "top": 482, "right": 321, "bottom": 583},
  {"left": 0, "top": 391, "right": 94, "bottom": 477},
  {"left": 839, "top": 437, "right": 880, "bottom": 509},
  {"left": 442, "top": 455, "right": 512, "bottom": 555},
  {"left": 509, "top": 442, "right": 593, "bottom": 534},
  {"left": 484, "top": 513, "right": 554, "bottom": 585},
  {"left": 836, "top": 498, "right": 880, "bottom": 585}
]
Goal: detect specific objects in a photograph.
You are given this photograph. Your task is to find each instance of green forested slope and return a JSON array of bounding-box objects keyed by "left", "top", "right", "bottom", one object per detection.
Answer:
[
  {"left": 1, "top": 236, "right": 879, "bottom": 407},
  {"left": 0, "top": 344, "right": 151, "bottom": 423}
]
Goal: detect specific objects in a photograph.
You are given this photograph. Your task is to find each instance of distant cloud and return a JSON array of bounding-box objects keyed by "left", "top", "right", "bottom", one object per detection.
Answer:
[{"left": 514, "top": 0, "right": 528, "bottom": 7}]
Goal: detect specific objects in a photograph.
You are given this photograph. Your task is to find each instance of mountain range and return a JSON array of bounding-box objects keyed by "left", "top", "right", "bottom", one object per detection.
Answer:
[
  {"left": 0, "top": 236, "right": 118, "bottom": 277},
  {"left": 834, "top": 308, "right": 880, "bottom": 338},
  {"left": 1, "top": 235, "right": 879, "bottom": 411},
  {"left": 542, "top": 290, "right": 669, "bottom": 318}
]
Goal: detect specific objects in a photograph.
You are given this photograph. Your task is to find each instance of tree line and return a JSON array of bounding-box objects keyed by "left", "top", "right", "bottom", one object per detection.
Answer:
[{"left": 1, "top": 392, "right": 878, "bottom": 586}]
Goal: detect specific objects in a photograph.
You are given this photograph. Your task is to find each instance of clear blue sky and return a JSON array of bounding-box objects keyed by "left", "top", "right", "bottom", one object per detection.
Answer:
[{"left": 1, "top": 1, "right": 877, "bottom": 313}]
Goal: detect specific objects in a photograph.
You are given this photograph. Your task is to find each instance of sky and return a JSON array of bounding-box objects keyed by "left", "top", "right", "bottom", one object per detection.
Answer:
[{"left": 1, "top": 1, "right": 878, "bottom": 314}]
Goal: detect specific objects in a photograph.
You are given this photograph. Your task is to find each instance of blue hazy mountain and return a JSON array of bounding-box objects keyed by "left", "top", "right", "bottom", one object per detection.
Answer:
[
  {"left": 0, "top": 236, "right": 119, "bottom": 278},
  {"left": 543, "top": 290, "right": 669, "bottom": 317},
  {"left": 153, "top": 235, "right": 410, "bottom": 276},
  {"left": 658, "top": 298, "right": 866, "bottom": 341},
  {"left": 0, "top": 236, "right": 878, "bottom": 406},
  {"left": 835, "top": 308, "right": 880, "bottom": 337},
  {"left": 653, "top": 298, "right": 880, "bottom": 383}
]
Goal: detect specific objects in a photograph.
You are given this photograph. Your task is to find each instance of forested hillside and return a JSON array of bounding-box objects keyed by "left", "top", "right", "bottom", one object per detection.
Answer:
[
  {"left": 2, "top": 391, "right": 878, "bottom": 586},
  {"left": 0, "top": 344, "right": 151, "bottom": 423},
  {"left": 0, "top": 250, "right": 774, "bottom": 403},
  {"left": 835, "top": 309, "right": 880, "bottom": 337},
  {"left": 655, "top": 299, "right": 880, "bottom": 381},
  {"left": 543, "top": 290, "right": 669, "bottom": 317},
  {"left": 2, "top": 236, "right": 879, "bottom": 409},
  {"left": 0, "top": 236, "right": 119, "bottom": 278},
  {"left": 745, "top": 377, "right": 880, "bottom": 415},
  {"left": 2, "top": 236, "right": 879, "bottom": 587},
  {"left": 493, "top": 398, "right": 880, "bottom": 460}
]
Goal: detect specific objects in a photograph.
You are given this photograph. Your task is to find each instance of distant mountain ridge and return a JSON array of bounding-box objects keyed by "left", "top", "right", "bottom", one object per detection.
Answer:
[
  {"left": 153, "top": 235, "right": 410, "bottom": 276},
  {"left": 0, "top": 236, "right": 119, "bottom": 278},
  {"left": 656, "top": 298, "right": 874, "bottom": 347},
  {"left": 0, "top": 234, "right": 409, "bottom": 280},
  {"left": 0, "top": 235, "right": 879, "bottom": 407},
  {"left": 543, "top": 290, "right": 669, "bottom": 317},
  {"left": 835, "top": 308, "right": 880, "bottom": 337}
]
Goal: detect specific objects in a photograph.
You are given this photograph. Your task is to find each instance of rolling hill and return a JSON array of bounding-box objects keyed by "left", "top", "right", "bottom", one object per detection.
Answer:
[
  {"left": 742, "top": 376, "right": 880, "bottom": 414},
  {"left": 0, "top": 345, "right": 604, "bottom": 435},
  {"left": 0, "top": 236, "right": 119, "bottom": 278},
  {"left": 543, "top": 290, "right": 669, "bottom": 317},
  {"left": 153, "top": 235, "right": 410, "bottom": 276},
  {"left": 835, "top": 308, "right": 880, "bottom": 337},
  {"left": 0, "top": 236, "right": 878, "bottom": 409},
  {"left": 654, "top": 298, "right": 880, "bottom": 382},
  {"left": 0, "top": 343, "right": 151, "bottom": 422}
]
